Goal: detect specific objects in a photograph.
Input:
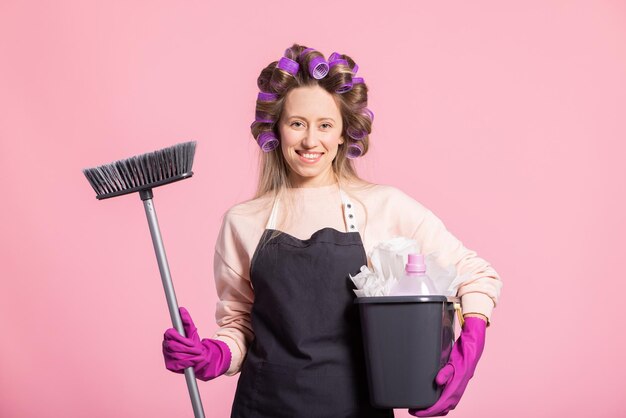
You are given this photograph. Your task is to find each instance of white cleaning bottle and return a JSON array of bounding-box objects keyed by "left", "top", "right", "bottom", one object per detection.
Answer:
[{"left": 389, "top": 253, "right": 438, "bottom": 296}]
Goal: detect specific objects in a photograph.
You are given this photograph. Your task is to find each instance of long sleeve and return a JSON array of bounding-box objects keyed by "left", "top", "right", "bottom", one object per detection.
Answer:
[
  {"left": 210, "top": 211, "right": 256, "bottom": 376},
  {"left": 368, "top": 186, "right": 502, "bottom": 322},
  {"left": 401, "top": 194, "right": 502, "bottom": 322}
]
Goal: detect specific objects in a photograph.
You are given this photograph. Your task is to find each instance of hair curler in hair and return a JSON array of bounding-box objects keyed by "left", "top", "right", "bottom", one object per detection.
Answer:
[
  {"left": 308, "top": 56, "right": 329, "bottom": 79},
  {"left": 255, "top": 110, "right": 275, "bottom": 123},
  {"left": 347, "top": 126, "right": 367, "bottom": 140},
  {"left": 329, "top": 58, "right": 349, "bottom": 68},
  {"left": 330, "top": 52, "right": 358, "bottom": 74},
  {"left": 328, "top": 52, "right": 341, "bottom": 62},
  {"left": 277, "top": 56, "right": 299, "bottom": 76},
  {"left": 329, "top": 58, "right": 353, "bottom": 93},
  {"left": 346, "top": 142, "right": 364, "bottom": 159},
  {"left": 362, "top": 107, "right": 375, "bottom": 122},
  {"left": 257, "top": 131, "right": 280, "bottom": 152},
  {"left": 336, "top": 83, "right": 354, "bottom": 94},
  {"left": 300, "top": 48, "right": 329, "bottom": 79},
  {"left": 257, "top": 92, "right": 279, "bottom": 102}
]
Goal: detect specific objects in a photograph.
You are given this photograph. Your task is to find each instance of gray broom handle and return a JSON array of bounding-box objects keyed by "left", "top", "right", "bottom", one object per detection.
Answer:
[{"left": 142, "top": 194, "right": 206, "bottom": 418}]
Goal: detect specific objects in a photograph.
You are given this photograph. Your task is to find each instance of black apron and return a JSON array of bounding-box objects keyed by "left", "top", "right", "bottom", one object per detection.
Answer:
[{"left": 230, "top": 187, "right": 394, "bottom": 418}]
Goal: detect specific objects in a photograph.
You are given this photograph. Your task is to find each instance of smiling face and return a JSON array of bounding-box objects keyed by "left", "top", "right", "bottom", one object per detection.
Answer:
[{"left": 278, "top": 85, "right": 344, "bottom": 187}]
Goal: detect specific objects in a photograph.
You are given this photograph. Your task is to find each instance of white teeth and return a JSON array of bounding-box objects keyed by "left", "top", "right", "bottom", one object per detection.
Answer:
[{"left": 300, "top": 153, "right": 321, "bottom": 159}]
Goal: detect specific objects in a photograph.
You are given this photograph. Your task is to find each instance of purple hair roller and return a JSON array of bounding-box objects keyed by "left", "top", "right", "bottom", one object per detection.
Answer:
[
  {"left": 309, "top": 56, "right": 329, "bottom": 79},
  {"left": 251, "top": 119, "right": 273, "bottom": 130},
  {"left": 329, "top": 58, "right": 352, "bottom": 93},
  {"left": 257, "top": 131, "right": 279, "bottom": 152},
  {"left": 362, "top": 107, "right": 374, "bottom": 122},
  {"left": 299, "top": 48, "right": 315, "bottom": 58},
  {"left": 278, "top": 56, "right": 299, "bottom": 76},
  {"left": 347, "top": 126, "right": 367, "bottom": 140},
  {"left": 284, "top": 47, "right": 292, "bottom": 57},
  {"left": 251, "top": 120, "right": 273, "bottom": 130},
  {"left": 257, "top": 92, "right": 278, "bottom": 102},
  {"left": 299, "top": 48, "right": 329, "bottom": 79},
  {"left": 346, "top": 142, "right": 363, "bottom": 159},
  {"left": 329, "top": 52, "right": 358, "bottom": 74},
  {"left": 329, "top": 58, "right": 349, "bottom": 68},
  {"left": 255, "top": 110, "right": 274, "bottom": 123},
  {"left": 352, "top": 77, "right": 364, "bottom": 84},
  {"left": 336, "top": 82, "right": 353, "bottom": 94}
]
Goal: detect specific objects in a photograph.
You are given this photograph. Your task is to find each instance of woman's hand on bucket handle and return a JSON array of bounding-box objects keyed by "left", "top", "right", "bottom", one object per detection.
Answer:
[
  {"left": 408, "top": 317, "right": 487, "bottom": 417},
  {"left": 162, "top": 306, "right": 232, "bottom": 381}
]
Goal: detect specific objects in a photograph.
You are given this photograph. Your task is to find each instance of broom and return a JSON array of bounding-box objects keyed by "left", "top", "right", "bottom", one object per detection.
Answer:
[{"left": 82, "top": 141, "right": 206, "bottom": 418}]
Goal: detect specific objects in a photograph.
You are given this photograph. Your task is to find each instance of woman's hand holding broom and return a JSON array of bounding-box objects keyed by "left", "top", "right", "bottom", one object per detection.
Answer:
[{"left": 163, "top": 307, "right": 232, "bottom": 381}]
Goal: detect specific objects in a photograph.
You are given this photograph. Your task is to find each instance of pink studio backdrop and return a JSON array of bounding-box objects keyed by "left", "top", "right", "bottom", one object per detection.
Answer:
[{"left": 1, "top": 1, "right": 625, "bottom": 417}]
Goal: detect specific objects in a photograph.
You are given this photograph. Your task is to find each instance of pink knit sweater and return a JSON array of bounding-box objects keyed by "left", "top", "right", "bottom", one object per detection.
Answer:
[{"left": 210, "top": 182, "right": 502, "bottom": 376}]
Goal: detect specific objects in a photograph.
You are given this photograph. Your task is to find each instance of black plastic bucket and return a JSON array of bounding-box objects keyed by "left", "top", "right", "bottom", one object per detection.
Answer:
[{"left": 354, "top": 295, "right": 458, "bottom": 409}]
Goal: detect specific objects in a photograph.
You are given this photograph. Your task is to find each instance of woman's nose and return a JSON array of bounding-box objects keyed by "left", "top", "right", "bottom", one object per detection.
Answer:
[{"left": 301, "top": 127, "right": 321, "bottom": 148}]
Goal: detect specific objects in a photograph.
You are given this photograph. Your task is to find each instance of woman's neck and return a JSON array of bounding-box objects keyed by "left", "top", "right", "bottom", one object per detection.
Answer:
[{"left": 288, "top": 170, "right": 338, "bottom": 188}]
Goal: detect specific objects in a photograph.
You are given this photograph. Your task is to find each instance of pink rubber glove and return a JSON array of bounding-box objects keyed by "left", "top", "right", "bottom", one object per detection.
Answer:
[
  {"left": 409, "top": 317, "right": 487, "bottom": 417},
  {"left": 162, "top": 306, "right": 231, "bottom": 381}
]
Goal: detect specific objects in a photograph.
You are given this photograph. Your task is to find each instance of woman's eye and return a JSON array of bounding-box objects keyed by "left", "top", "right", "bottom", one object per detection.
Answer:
[{"left": 290, "top": 121, "right": 332, "bottom": 129}]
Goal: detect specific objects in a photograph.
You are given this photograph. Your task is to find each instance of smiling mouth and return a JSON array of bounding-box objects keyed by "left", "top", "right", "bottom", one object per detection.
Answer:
[{"left": 296, "top": 151, "right": 324, "bottom": 160}]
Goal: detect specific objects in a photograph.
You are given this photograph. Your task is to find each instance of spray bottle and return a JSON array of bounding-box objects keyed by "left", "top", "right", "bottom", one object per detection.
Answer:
[{"left": 389, "top": 253, "right": 438, "bottom": 296}]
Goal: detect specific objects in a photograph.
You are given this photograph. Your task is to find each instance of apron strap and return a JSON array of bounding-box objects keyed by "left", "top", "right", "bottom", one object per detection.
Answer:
[
  {"left": 339, "top": 189, "right": 359, "bottom": 233},
  {"left": 266, "top": 196, "right": 280, "bottom": 230},
  {"left": 265, "top": 186, "right": 359, "bottom": 233}
]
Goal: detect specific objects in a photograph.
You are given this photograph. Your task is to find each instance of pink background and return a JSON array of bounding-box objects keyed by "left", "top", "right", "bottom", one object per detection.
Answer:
[{"left": 1, "top": 1, "right": 625, "bottom": 417}]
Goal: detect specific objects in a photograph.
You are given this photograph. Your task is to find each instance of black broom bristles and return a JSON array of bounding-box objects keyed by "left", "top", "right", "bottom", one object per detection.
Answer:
[{"left": 83, "top": 141, "right": 197, "bottom": 200}]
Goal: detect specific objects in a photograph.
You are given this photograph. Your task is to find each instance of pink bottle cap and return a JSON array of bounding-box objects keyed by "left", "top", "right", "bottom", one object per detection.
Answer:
[{"left": 405, "top": 254, "right": 426, "bottom": 274}]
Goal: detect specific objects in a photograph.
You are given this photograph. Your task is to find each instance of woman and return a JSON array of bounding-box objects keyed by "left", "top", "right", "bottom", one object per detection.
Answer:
[{"left": 162, "top": 43, "right": 502, "bottom": 418}]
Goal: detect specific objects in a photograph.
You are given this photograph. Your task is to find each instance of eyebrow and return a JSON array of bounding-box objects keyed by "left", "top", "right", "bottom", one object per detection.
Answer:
[{"left": 287, "top": 115, "right": 336, "bottom": 122}]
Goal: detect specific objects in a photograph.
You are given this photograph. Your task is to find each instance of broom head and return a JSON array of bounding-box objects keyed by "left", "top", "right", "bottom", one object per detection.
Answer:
[{"left": 82, "top": 141, "right": 196, "bottom": 200}]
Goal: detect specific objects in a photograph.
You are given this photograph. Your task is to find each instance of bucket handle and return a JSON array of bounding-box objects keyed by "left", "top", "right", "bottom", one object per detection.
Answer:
[
  {"left": 446, "top": 296, "right": 464, "bottom": 329},
  {"left": 454, "top": 302, "right": 464, "bottom": 328}
]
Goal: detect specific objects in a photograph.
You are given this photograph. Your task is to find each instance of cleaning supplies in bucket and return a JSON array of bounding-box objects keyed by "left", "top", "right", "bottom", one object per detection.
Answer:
[
  {"left": 388, "top": 254, "right": 437, "bottom": 296},
  {"left": 349, "top": 236, "right": 468, "bottom": 297},
  {"left": 350, "top": 237, "right": 466, "bottom": 409}
]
